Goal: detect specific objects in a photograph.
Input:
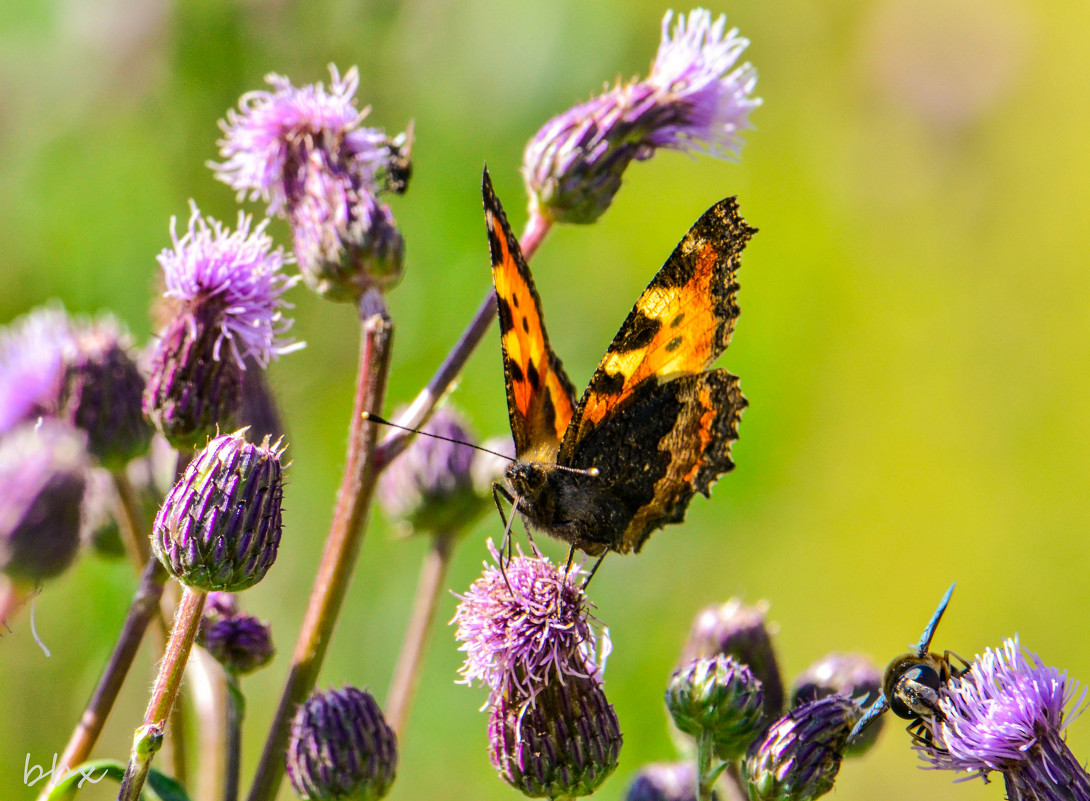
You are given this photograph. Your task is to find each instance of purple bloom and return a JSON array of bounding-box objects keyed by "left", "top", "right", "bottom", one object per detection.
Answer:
[
  {"left": 157, "top": 202, "right": 298, "bottom": 369},
  {"left": 200, "top": 611, "right": 275, "bottom": 675},
  {"left": 0, "top": 306, "right": 72, "bottom": 435},
  {"left": 213, "top": 65, "right": 386, "bottom": 215},
  {"left": 213, "top": 65, "right": 406, "bottom": 299},
  {"left": 625, "top": 762, "right": 705, "bottom": 801},
  {"left": 453, "top": 542, "right": 610, "bottom": 706},
  {"left": 523, "top": 8, "right": 760, "bottom": 224},
  {"left": 920, "top": 638, "right": 1090, "bottom": 797}
]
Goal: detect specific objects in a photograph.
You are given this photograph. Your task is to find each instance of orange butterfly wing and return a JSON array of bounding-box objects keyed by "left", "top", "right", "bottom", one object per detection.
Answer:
[{"left": 482, "top": 169, "right": 577, "bottom": 462}]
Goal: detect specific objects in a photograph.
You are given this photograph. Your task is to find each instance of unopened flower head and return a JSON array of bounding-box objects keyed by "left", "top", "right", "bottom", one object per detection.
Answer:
[
  {"left": 377, "top": 408, "right": 488, "bottom": 536},
  {"left": 489, "top": 673, "right": 622, "bottom": 799},
  {"left": 920, "top": 637, "right": 1090, "bottom": 797},
  {"left": 58, "top": 315, "right": 152, "bottom": 469},
  {"left": 743, "top": 696, "right": 860, "bottom": 801},
  {"left": 792, "top": 652, "right": 883, "bottom": 756},
  {"left": 200, "top": 610, "right": 275, "bottom": 675},
  {"left": 152, "top": 430, "right": 284, "bottom": 592},
  {"left": 286, "top": 686, "right": 397, "bottom": 801},
  {"left": 0, "top": 305, "right": 72, "bottom": 435},
  {"left": 0, "top": 420, "right": 88, "bottom": 583},
  {"left": 213, "top": 65, "right": 407, "bottom": 299},
  {"left": 453, "top": 542, "right": 609, "bottom": 706},
  {"left": 666, "top": 655, "right": 765, "bottom": 761},
  {"left": 625, "top": 761, "right": 706, "bottom": 801},
  {"left": 144, "top": 204, "right": 298, "bottom": 448},
  {"left": 681, "top": 598, "right": 784, "bottom": 729},
  {"left": 523, "top": 8, "right": 760, "bottom": 224}
]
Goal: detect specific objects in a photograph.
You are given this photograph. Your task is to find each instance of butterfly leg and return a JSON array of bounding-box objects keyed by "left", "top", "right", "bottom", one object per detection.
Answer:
[
  {"left": 581, "top": 551, "right": 608, "bottom": 591},
  {"left": 563, "top": 545, "right": 576, "bottom": 577}
]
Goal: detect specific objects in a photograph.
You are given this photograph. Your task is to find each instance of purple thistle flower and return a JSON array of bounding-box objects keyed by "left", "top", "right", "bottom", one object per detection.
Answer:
[
  {"left": 0, "top": 305, "right": 72, "bottom": 435},
  {"left": 157, "top": 202, "right": 298, "bottom": 369},
  {"left": 213, "top": 65, "right": 406, "bottom": 299},
  {"left": 213, "top": 66, "right": 385, "bottom": 215},
  {"left": 453, "top": 541, "right": 610, "bottom": 706},
  {"left": 920, "top": 637, "right": 1090, "bottom": 798},
  {"left": 625, "top": 762, "right": 707, "bottom": 801},
  {"left": 523, "top": 8, "right": 760, "bottom": 224},
  {"left": 792, "top": 652, "right": 884, "bottom": 756}
]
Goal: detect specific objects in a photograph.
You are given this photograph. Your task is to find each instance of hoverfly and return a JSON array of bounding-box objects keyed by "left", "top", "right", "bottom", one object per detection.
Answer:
[{"left": 848, "top": 583, "right": 970, "bottom": 746}]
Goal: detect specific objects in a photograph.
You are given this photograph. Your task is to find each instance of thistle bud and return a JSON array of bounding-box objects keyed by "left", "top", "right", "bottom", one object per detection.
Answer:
[
  {"left": 791, "top": 653, "right": 883, "bottom": 756},
  {"left": 0, "top": 421, "right": 88, "bottom": 582},
  {"left": 55, "top": 316, "right": 152, "bottom": 469},
  {"left": 742, "top": 697, "right": 860, "bottom": 801},
  {"left": 377, "top": 408, "right": 486, "bottom": 536},
  {"left": 666, "top": 655, "right": 765, "bottom": 761},
  {"left": 152, "top": 430, "right": 284, "bottom": 592},
  {"left": 626, "top": 762, "right": 711, "bottom": 801},
  {"left": 489, "top": 674, "right": 622, "bottom": 798},
  {"left": 681, "top": 599, "right": 784, "bottom": 727},
  {"left": 286, "top": 686, "right": 398, "bottom": 801},
  {"left": 200, "top": 610, "right": 275, "bottom": 675},
  {"left": 0, "top": 304, "right": 71, "bottom": 434}
]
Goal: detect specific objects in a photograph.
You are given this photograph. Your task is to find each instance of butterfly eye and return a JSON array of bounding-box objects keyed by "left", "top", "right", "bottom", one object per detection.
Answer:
[{"left": 889, "top": 664, "right": 942, "bottom": 719}]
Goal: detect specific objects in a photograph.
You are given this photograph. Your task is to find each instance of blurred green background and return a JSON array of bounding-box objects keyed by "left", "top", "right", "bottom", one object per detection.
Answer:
[{"left": 3, "top": 0, "right": 1088, "bottom": 799}]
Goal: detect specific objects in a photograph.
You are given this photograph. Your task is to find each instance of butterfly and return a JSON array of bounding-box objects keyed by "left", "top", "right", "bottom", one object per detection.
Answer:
[{"left": 482, "top": 168, "right": 755, "bottom": 560}]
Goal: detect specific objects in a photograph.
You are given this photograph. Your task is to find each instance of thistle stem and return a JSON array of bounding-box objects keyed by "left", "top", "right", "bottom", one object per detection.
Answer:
[
  {"left": 224, "top": 674, "right": 245, "bottom": 801},
  {"left": 38, "top": 557, "right": 168, "bottom": 801},
  {"left": 375, "top": 211, "right": 552, "bottom": 468},
  {"left": 189, "top": 648, "right": 227, "bottom": 801},
  {"left": 385, "top": 531, "right": 457, "bottom": 736},
  {"left": 696, "top": 729, "right": 724, "bottom": 801},
  {"left": 118, "top": 585, "right": 207, "bottom": 801},
  {"left": 112, "top": 471, "right": 150, "bottom": 566},
  {"left": 246, "top": 290, "right": 394, "bottom": 801}
]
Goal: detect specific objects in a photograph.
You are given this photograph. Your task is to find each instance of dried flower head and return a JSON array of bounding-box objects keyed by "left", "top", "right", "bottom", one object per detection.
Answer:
[
  {"left": 286, "top": 686, "right": 398, "bottom": 801},
  {"left": 144, "top": 204, "right": 298, "bottom": 448},
  {"left": 523, "top": 8, "right": 760, "bottom": 224},
  {"left": 920, "top": 637, "right": 1090, "bottom": 798},
  {"left": 666, "top": 655, "right": 765, "bottom": 761},
  {"left": 489, "top": 673, "right": 622, "bottom": 799},
  {"left": 0, "top": 420, "right": 88, "bottom": 582},
  {"left": 743, "top": 696, "right": 860, "bottom": 801},
  {"left": 453, "top": 542, "right": 609, "bottom": 706},
  {"left": 213, "top": 65, "right": 407, "bottom": 299},
  {"left": 152, "top": 430, "right": 284, "bottom": 592}
]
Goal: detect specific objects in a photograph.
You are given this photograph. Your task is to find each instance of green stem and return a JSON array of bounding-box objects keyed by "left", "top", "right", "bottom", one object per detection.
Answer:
[
  {"left": 118, "top": 585, "right": 207, "bottom": 801},
  {"left": 696, "top": 729, "right": 725, "bottom": 801},
  {"left": 225, "top": 674, "right": 244, "bottom": 801},
  {"left": 385, "top": 531, "right": 457, "bottom": 736},
  {"left": 245, "top": 290, "right": 394, "bottom": 801}
]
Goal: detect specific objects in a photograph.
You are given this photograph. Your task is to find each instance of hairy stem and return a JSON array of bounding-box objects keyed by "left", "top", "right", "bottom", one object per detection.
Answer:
[
  {"left": 246, "top": 290, "right": 393, "bottom": 801},
  {"left": 118, "top": 585, "right": 207, "bottom": 801},
  {"left": 385, "top": 531, "right": 457, "bottom": 736}
]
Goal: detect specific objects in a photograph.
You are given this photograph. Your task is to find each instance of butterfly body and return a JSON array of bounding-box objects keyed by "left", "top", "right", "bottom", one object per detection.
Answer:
[{"left": 484, "top": 169, "right": 754, "bottom": 556}]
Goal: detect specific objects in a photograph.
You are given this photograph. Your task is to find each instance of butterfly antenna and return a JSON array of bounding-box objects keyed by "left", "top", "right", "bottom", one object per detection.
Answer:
[
  {"left": 362, "top": 413, "right": 516, "bottom": 462},
  {"left": 530, "top": 463, "right": 600, "bottom": 479},
  {"left": 582, "top": 551, "right": 608, "bottom": 591}
]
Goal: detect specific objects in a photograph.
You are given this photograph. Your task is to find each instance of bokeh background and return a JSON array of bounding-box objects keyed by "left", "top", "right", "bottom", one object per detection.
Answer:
[{"left": 3, "top": 0, "right": 1088, "bottom": 799}]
